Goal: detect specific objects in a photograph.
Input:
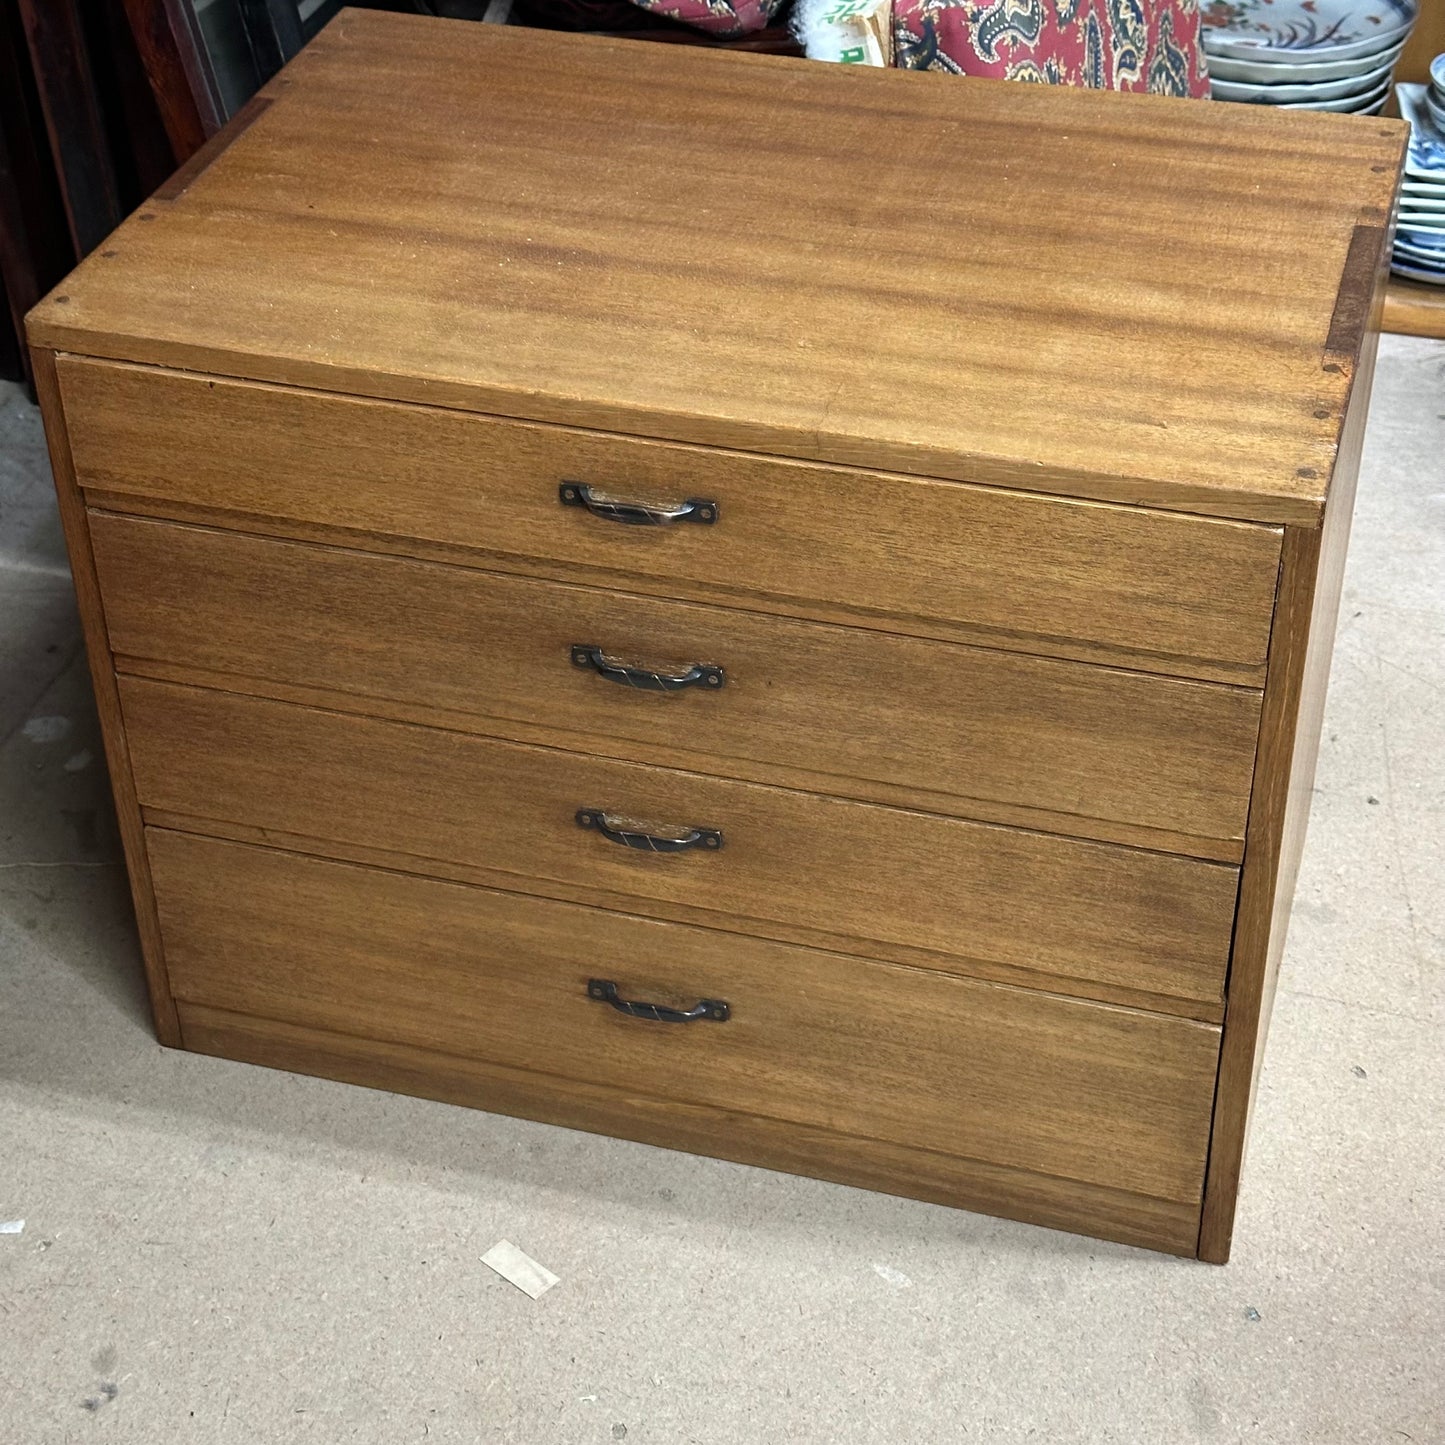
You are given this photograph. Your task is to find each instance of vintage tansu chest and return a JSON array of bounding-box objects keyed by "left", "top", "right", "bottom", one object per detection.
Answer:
[{"left": 27, "top": 8, "right": 1404, "bottom": 1260}]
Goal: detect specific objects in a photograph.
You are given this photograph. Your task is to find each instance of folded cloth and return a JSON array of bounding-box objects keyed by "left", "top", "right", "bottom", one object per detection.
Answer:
[
  {"left": 627, "top": 0, "right": 787, "bottom": 34},
  {"left": 892, "top": 0, "right": 1209, "bottom": 96}
]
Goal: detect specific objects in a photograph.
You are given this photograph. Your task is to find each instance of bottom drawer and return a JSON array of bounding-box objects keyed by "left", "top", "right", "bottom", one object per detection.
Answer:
[{"left": 149, "top": 830, "right": 1221, "bottom": 1245}]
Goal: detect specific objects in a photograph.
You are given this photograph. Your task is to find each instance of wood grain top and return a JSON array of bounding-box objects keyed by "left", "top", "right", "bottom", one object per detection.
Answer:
[{"left": 27, "top": 9, "right": 1405, "bottom": 523}]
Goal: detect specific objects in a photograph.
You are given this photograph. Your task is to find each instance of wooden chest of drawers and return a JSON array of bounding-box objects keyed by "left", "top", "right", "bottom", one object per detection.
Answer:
[{"left": 27, "top": 10, "right": 1404, "bottom": 1260}]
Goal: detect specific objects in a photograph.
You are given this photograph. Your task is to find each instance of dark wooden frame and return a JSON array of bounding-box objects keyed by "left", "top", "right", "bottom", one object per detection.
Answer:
[
  {"left": 16, "top": 0, "right": 122, "bottom": 256},
  {"left": 0, "top": 1, "right": 75, "bottom": 386},
  {"left": 119, "top": 0, "right": 225, "bottom": 161}
]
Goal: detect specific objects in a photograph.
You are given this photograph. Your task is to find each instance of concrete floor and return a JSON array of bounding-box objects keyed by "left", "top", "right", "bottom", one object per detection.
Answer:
[{"left": 1, "top": 338, "right": 1442, "bottom": 1445}]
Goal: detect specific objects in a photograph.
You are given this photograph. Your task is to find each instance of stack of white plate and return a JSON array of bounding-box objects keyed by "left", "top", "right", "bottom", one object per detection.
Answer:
[
  {"left": 1203, "top": 0, "right": 1417, "bottom": 115},
  {"left": 1393, "top": 76, "right": 1445, "bottom": 286}
]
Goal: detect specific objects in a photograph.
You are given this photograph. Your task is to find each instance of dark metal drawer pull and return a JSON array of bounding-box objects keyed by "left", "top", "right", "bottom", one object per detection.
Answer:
[
  {"left": 559, "top": 482, "right": 718, "bottom": 526},
  {"left": 571, "top": 644, "right": 724, "bottom": 692},
  {"left": 575, "top": 808, "right": 723, "bottom": 853},
  {"left": 588, "top": 978, "right": 730, "bottom": 1023}
]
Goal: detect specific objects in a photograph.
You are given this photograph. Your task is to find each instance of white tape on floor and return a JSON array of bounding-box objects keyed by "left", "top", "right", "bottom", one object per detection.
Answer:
[{"left": 482, "top": 1240, "right": 559, "bottom": 1300}]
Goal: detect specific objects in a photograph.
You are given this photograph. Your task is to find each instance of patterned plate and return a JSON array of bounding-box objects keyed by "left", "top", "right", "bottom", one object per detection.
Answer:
[
  {"left": 1204, "top": 37, "right": 1406, "bottom": 81},
  {"left": 1279, "top": 75, "right": 1392, "bottom": 109},
  {"left": 1210, "top": 56, "right": 1396, "bottom": 101},
  {"left": 1202, "top": 0, "right": 1417, "bottom": 62},
  {"left": 1399, "top": 85, "right": 1445, "bottom": 179},
  {"left": 1391, "top": 259, "right": 1445, "bottom": 284},
  {"left": 1397, "top": 226, "right": 1445, "bottom": 255},
  {"left": 1396, "top": 232, "right": 1445, "bottom": 255},
  {"left": 1395, "top": 239, "right": 1445, "bottom": 265}
]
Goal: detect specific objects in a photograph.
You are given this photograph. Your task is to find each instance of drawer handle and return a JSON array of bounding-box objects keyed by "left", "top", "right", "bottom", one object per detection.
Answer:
[
  {"left": 558, "top": 482, "right": 718, "bottom": 526},
  {"left": 588, "top": 978, "right": 730, "bottom": 1023},
  {"left": 576, "top": 808, "right": 723, "bottom": 853},
  {"left": 571, "top": 644, "right": 725, "bottom": 692}
]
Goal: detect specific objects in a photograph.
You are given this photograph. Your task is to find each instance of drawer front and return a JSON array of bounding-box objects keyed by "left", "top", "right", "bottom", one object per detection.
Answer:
[
  {"left": 60, "top": 357, "right": 1282, "bottom": 681},
  {"left": 92, "top": 513, "right": 1263, "bottom": 854},
  {"left": 150, "top": 830, "right": 1222, "bottom": 1206},
  {"left": 121, "top": 678, "right": 1239, "bottom": 1009}
]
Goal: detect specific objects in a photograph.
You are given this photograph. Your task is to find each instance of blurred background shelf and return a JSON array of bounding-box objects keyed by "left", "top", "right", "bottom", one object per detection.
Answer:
[
  {"left": 1385, "top": 275, "right": 1445, "bottom": 337},
  {"left": 1396, "top": 0, "right": 1445, "bottom": 92},
  {"left": 1386, "top": 0, "right": 1445, "bottom": 336}
]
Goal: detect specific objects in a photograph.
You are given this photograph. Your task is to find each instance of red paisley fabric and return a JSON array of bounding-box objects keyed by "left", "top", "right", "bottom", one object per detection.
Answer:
[
  {"left": 625, "top": 0, "right": 786, "bottom": 34},
  {"left": 894, "top": 0, "right": 1209, "bottom": 93},
  {"left": 622, "top": 0, "right": 1208, "bottom": 97}
]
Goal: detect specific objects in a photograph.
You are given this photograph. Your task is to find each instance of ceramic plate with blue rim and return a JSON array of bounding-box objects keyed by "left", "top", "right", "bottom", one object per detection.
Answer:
[
  {"left": 1281, "top": 76, "right": 1392, "bottom": 109},
  {"left": 1400, "top": 222, "right": 1445, "bottom": 246},
  {"left": 1400, "top": 85, "right": 1445, "bottom": 179},
  {"left": 1210, "top": 56, "right": 1396, "bottom": 101},
  {"left": 1202, "top": 0, "right": 1416, "bottom": 62},
  {"left": 1395, "top": 232, "right": 1445, "bottom": 252},
  {"left": 1397, "top": 226, "right": 1445, "bottom": 255},
  {"left": 1205, "top": 37, "right": 1406, "bottom": 81},
  {"left": 1395, "top": 249, "right": 1445, "bottom": 269},
  {"left": 1210, "top": 56, "right": 1397, "bottom": 100},
  {"left": 1396, "top": 232, "right": 1445, "bottom": 258},
  {"left": 1431, "top": 52, "right": 1445, "bottom": 91},
  {"left": 1391, "top": 260, "right": 1445, "bottom": 284},
  {"left": 1395, "top": 246, "right": 1445, "bottom": 271},
  {"left": 1395, "top": 233, "right": 1445, "bottom": 255},
  {"left": 1398, "top": 222, "right": 1445, "bottom": 241}
]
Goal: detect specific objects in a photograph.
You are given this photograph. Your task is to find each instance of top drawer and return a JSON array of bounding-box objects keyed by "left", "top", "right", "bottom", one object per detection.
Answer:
[{"left": 57, "top": 356, "right": 1282, "bottom": 682}]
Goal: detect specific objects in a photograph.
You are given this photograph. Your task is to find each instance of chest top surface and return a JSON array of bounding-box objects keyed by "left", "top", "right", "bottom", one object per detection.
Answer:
[{"left": 28, "top": 7, "right": 1404, "bottom": 524}]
